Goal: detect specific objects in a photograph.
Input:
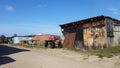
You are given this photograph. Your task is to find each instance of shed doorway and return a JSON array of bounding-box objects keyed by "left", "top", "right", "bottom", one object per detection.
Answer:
[{"left": 62, "top": 33, "right": 76, "bottom": 47}]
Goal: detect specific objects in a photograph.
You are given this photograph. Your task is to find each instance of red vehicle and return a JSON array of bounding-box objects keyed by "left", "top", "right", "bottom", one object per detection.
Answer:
[
  {"left": 44, "top": 35, "right": 62, "bottom": 48},
  {"left": 48, "top": 36, "right": 59, "bottom": 41}
]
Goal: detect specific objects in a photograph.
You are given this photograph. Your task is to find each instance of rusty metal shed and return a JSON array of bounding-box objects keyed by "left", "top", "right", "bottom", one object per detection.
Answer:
[{"left": 60, "top": 15, "right": 120, "bottom": 50}]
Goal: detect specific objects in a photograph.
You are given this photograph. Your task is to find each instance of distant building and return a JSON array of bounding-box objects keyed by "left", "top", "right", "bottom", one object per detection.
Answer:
[
  {"left": 60, "top": 15, "right": 120, "bottom": 50},
  {"left": 32, "top": 34, "right": 51, "bottom": 41},
  {"left": 12, "top": 36, "right": 32, "bottom": 44}
]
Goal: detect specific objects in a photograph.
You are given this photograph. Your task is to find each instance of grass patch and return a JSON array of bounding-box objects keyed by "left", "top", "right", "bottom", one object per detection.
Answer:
[
  {"left": 86, "top": 46, "right": 120, "bottom": 58},
  {"left": 64, "top": 45, "right": 120, "bottom": 58},
  {"left": 23, "top": 44, "right": 44, "bottom": 48},
  {"left": 64, "top": 46, "right": 80, "bottom": 51},
  {"left": 12, "top": 43, "right": 19, "bottom": 46},
  {"left": 12, "top": 41, "right": 45, "bottom": 48}
]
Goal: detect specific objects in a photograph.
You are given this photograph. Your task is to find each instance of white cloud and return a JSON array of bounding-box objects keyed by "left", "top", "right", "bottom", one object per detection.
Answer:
[
  {"left": 108, "top": 8, "right": 119, "bottom": 14},
  {"left": 5, "top": 5, "right": 14, "bottom": 11}
]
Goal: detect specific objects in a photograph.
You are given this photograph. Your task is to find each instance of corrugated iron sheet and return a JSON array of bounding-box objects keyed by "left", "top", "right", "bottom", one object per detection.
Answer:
[{"left": 62, "top": 33, "right": 76, "bottom": 47}]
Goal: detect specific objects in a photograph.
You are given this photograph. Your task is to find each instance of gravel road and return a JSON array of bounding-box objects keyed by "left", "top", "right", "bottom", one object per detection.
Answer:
[{"left": 0, "top": 45, "right": 120, "bottom": 68}]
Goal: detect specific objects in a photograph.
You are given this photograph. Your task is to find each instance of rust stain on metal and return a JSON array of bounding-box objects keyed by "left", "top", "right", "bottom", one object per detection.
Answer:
[{"left": 63, "top": 33, "right": 76, "bottom": 47}]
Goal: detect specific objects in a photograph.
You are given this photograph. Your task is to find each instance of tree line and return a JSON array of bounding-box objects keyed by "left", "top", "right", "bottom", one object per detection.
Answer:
[{"left": 0, "top": 35, "right": 7, "bottom": 43}]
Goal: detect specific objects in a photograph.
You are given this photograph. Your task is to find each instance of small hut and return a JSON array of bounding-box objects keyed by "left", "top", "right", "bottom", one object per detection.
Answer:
[{"left": 60, "top": 15, "right": 120, "bottom": 50}]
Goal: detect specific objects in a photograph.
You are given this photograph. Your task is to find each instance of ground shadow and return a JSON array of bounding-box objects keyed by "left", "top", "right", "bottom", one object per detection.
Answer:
[
  {"left": 0, "top": 45, "right": 30, "bottom": 65},
  {"left": 0, "top": 56, "right": 16, "bottom": 65},
  {"left": 0, "top": 45, "right": 30, "bottom": 56}
]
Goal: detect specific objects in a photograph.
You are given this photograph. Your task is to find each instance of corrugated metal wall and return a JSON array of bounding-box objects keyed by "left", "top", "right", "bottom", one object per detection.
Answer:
[
  {"left": 113, "top": 25, "right": 120, "bottom": 46},
  {"left": 62, "top": 33, "right": 76, "bottom": 47},
  {"left": 83, "top": 26, "right": 107, "bottom": 49}
]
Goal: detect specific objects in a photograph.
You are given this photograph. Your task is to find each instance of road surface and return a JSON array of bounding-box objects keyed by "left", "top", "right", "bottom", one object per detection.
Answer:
[{"left": 0, "top": 45, "right": 120, "bottom": 68}]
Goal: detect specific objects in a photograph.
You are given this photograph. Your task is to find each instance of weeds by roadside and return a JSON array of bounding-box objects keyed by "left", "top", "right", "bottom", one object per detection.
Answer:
[
  {"left": 64, "top": 45, "right": 120, "bottom": 58},
  {"left": 63, "top": 46, "right": 80, "bottom": 52},
  {"left": 12, "top": 42, "right": 45, "bottom": 48},
  {"left": 11, "top": 43, "right": 120, "bottom": 58},
  {"left": 84, "top": 46, "right": 120, "bottom": 58},
  {"left": 23, "top": 44, "right": 44, "bottom": 48}
]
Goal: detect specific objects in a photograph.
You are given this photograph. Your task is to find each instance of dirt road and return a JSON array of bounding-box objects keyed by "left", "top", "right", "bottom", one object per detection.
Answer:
[{"left": 0, "top": 45, "right": 120, "bottom": 68}]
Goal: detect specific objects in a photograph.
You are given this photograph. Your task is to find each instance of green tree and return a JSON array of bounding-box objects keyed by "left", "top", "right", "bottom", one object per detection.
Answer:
[{"left": 0, "top": 35, "right": 6, "bottom": 43}]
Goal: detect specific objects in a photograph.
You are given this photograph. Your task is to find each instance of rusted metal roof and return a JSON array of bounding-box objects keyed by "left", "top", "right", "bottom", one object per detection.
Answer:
[{"left": 59, "top": 15, "right": 120, "bottom": 28}]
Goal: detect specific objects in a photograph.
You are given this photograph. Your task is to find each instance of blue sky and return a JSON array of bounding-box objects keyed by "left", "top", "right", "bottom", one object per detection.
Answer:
[{"left": 0, "top": 0, "right": 120, "bottom": 36}]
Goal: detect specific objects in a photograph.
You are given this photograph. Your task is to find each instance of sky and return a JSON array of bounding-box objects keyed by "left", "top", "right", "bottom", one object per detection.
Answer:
[{"left": 0, "top": 0, "right": 120, "bottom": 36}]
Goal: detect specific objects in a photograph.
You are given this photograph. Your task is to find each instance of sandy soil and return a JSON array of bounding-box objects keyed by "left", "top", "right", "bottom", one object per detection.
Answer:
[{"left": 0, "top": 45, "right": 120, "bottom": 68}]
